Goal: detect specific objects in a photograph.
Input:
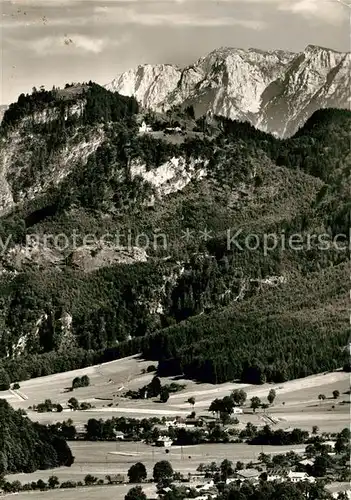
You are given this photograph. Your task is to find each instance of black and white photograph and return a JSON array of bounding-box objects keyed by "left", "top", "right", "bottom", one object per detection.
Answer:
[{"left": 0, "top": 0, "right": 350, "bottom": 499}]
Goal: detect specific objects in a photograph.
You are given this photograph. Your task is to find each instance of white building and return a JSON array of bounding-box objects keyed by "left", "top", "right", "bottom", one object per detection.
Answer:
[
  {"left": 114, "top": 431, "right": 125, "bottom": 440},
  {"left": 156, "top": 436, "right": 173, "bottom": 448},
  {"left": 287, "top": 471, "right": 315, "bottom": 483},
  {"left": 233, "top": 408, "right": 243, "bottom": 414},
  {"left": 139, "top": 121, "right": 152, "bottom": 133}
]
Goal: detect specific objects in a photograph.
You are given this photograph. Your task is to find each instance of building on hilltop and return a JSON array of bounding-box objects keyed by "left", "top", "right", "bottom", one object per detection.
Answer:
[{"left": 139, "top": 120, "right": 153, "bottom": 133}]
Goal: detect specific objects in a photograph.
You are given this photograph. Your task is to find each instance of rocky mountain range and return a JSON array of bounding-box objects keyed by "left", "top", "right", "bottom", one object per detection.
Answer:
[{"left": 107, "top": 45, "right": 350, "bottom": 137}]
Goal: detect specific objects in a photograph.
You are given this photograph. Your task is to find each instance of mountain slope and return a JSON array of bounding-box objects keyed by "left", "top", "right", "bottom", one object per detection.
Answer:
[
  {"left": 0, "top": 85, "right": 349, "bottom": 384},
  {"left": 107, "top": 45, "right": 350, "bottom": 137}
]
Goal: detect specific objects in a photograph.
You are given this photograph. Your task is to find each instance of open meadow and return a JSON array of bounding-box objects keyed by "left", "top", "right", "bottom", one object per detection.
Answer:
[
  {"left": 1, "top": 355, "right": 350, "bottom": 498},
  {"left": 1, "top": 355, "right": 349, "bottom": 432}
]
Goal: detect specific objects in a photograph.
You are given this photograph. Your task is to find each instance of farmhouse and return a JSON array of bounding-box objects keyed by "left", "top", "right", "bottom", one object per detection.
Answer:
[
  {"left": 287, "top": 471, "right": 315, "bottom": 483},
  {"left": 156, "top": 435, "right": 173, "bottom": 447},
  {"left": 114, "top": 430, "right": 125, "bottom": 440},
  {"left": 236, "top": 469, "right": 260, "bottom": 483},
  {"left": 167, "top": 417, "right": 201, "bottom": 428},
  {"left": 233, "top": 407, "right": 243, "bottom": 414}
]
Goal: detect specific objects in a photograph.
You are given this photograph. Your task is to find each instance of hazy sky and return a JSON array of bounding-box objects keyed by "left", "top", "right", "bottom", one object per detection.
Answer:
[{"left": 1, "top": 0, "right": 350, "bottom": 104}]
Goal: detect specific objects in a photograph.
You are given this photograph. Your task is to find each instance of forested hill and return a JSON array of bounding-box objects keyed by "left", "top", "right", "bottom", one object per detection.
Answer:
[
  {"left": 0, "top": 84, "right": 349, "bottom": 385},
  {"left": 0, "top": 399, "right": 74, "bottom": 474}
]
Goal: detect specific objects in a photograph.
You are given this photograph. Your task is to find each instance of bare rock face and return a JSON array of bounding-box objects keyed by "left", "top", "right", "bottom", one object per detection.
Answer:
[
  {"left": 106, "top": 64, "right": 181, "bottom": 110},
  {"left": 69, "top": 244, "right": 148, "bottom": 273},
  {"left": 107, "top": 45, "right": 350, "bottom": 137},
  {"left": 0, "top": 102, "right": 105, "bottom": 216},
  {"left": 130, "top": 156, "right": 208, "bottom": 198}
]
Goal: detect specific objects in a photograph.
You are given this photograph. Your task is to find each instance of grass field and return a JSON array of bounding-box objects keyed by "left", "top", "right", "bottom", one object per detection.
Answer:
[
  {"left": 6, "top": 440, "right": 308, "bottom": 484},
  {"left": 1, "top": 355, "right": 349, "bottom": 432},
  {"left": 1, "top": 355, "right": 350, "bottom": 498}
]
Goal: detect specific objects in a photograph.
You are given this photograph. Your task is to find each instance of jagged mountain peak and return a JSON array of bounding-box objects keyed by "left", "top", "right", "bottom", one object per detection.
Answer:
[
  {"left": 106, "top": 63, "right": 181, "bottom": 109},
  {"left": 106, "top": 45, "right": 350, "bottom": 137},
  {"left": 304, "top": 44, "right": 344, "bottom": 54}
]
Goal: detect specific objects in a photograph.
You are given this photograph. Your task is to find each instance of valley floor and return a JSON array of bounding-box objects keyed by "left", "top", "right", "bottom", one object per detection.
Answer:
[{"left": 1, "top": 355, "right": 350, "bottom": 498}]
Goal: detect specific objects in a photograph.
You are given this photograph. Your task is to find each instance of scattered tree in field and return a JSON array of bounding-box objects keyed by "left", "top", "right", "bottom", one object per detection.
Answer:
[
  {"left": 160, "top": 388, "right": 170, "bottom": 403},
  {"left": 220, "top": 459, "right": 234, "bottom": 480},
  {"left": 12, "top": 383, "right": 20, "bottom": 390},
  {"left": 67, "top": 397, "right": 79, "bottom": 410},
  {"left": 125, "top": 485, "right": 147, "bottom": 500},
  {"left": 312, "top": 425, "right": 319, "bottom": 435},
  {"left": 48, "top": 476, "right": 60, "bottom": 489},
  {"left": 72, "top": 375, "right": 90, "bottom": 390},
  {"left": 128, "top": 462, "right": 147, "bottom": 483},
  {"left": 250, "top": 396, "right": 261, "bottom": 412},
  {"left": 209, "top": 396, "right": 234, "bottom": 418},
  {"left": 236, "top": 461, "right": 244, "bottom": 471},
  {"left": 333, "top": 390, "right": 340, "bottom": 399},
  {"left": 153, "top": 460, "right": 173, "bottom": 484},
  {"left": 209, "top": 398, "right": 223, "bottom": 418},
  {"left": 187, "top": 397, "right": 195, "bottom": 408},
  {"left": 36, "top": 479, "right": 47, "bottom": 490},
  {"left": 84, "top": 474, "right": 98, "bottom": 486},
  {"left": 146, "top": 365, "right": 156, "bottom": 373},
  {"left": 318, "top": 394, "right": 326, "bottom": 404},
  {"left": 267, "top": 389, "right": 276, "bottom": 405},
  {"left": 221, "top": 396, "right": 235, "bottom": 414},
  {"left": 231, "top": 389, "right": 247, "bottom": 406},
  {"left": 149, "top": 376, "right": 162, "bottom": 397}
]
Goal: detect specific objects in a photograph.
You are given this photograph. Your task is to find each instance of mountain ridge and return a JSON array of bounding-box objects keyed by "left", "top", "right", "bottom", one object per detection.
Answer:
[{"left": 106, "top": 45, "right": 350, "bottom": 137}]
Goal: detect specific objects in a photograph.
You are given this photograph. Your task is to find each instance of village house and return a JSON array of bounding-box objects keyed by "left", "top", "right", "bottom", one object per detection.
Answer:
[
  {"left": 266, "top": 468, "right": 286, "bottom": 482},
  {"left": 195, "top": 479, "right": 215, "bottom": 491},
  {"left": 114, "top": 430, "right": 125, "bottom": 440},
  {"left": 232, "top": 407, "right": 243, "bottom": 414},
  {"left": 287, "top": 471, "right": 315, "bottom": 483},
  {"left": 236, "top": 468, "right": 260, "bottom": 483},
  {"left": 155, "top": 435, "right": 173, "bottom": 448},
  {"left": 166, "top": 416, "right": 201, "bottom": 429}
]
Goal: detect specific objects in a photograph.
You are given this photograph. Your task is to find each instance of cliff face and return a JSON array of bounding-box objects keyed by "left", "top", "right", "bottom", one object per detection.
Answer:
[
  {"left": 0, "top": 103, "right": 104, "bottom": 216},
  {"left": 107, "top": 46, "right": 350, "bottom": 137}
]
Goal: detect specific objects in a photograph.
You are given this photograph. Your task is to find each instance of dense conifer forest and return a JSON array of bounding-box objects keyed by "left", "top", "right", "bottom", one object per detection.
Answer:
[{"left": 0, "top": 400, "right": 74, "bottom": 474}]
